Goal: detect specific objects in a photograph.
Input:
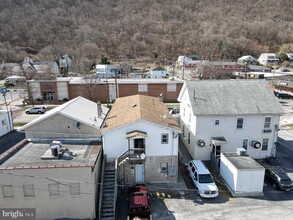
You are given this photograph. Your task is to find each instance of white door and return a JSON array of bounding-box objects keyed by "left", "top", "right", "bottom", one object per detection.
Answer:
[
  {"left": 108, "top": 84, "right": 117, "bottom": 102},
  {"left": 135, "top": 164, "right": 144, "bottom": 183}
]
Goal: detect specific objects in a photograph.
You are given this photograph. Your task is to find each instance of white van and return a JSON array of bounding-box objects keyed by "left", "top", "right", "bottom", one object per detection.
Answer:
[{"left": 187, "top": 160, "right": 219, "bottom": 198}]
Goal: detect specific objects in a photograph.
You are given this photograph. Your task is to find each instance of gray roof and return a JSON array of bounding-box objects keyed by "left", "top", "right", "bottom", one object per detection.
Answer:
[
  {"left": 223, "top": 153, "right": 264, "bottom": 170},
  {"left": 0, "top": 141, "right": 102, "bottom": 169},
  {"left": 19, "top": 96, "right": 108, "bottom": 131},
  {"left": 183, "top": 80, "right": 284, "bottom": 116}
]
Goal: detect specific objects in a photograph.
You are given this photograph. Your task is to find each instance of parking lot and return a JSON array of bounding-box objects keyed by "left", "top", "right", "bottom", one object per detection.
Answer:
[{"left": 117, "top": 99, "right": 293, "bottom": 220}]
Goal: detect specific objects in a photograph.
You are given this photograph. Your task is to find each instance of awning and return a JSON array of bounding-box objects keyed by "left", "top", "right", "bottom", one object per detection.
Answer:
[
  {"left": 126, "top": 130, "right": 147, "bottom": 139},
  {"left": 211, "top": 137, "right": 227, "bottom": 145}
]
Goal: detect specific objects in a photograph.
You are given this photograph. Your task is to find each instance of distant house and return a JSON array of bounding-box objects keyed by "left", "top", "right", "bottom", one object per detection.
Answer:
[
  {"left": 178, "top": 80, "right": 284, "bottom": 162},
  {"left": 0, "top": 140, "right": 102, "bottom": 220},
  {"left": 287, "top": 53, "right": 293, "bottom": 66},
  {"left": 258, "top": 53, "right": 279, "bottom": 66},
  {"left": 0, "top": 110, "right": 13, "bottom": 138},
  {"left": 96, "top": 64, "right": 120, "bottom": 79},
  {"left": 176, "top": 55, "right": 209, "bottom": 67},
  {"left": 150, "top": 66, "right": 167, "bottom": 78},
  {"left": 238, "top": 55, "right": 258, "bottom": 65},
  {"left": 101, "top": 94, "right": 181, "bottom": 184},
  {"left": 19, "top": 96, "right": 108, "bottom": 139}
]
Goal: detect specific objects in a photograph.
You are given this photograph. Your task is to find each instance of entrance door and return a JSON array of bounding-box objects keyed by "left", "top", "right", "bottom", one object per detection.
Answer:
[
  {"left": 135, "top": 164, "right": 144, "bottom": 183},
  {"left": 134, "top": 138, "right": 144, "bottom": 154}
]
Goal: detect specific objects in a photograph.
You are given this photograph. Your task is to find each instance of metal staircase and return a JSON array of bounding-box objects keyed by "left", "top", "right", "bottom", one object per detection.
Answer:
[{"left": 100, "top": 166, "right": 115, "bottom": 220}]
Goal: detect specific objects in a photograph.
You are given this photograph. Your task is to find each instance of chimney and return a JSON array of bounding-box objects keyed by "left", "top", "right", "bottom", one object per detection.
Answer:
[{"left": 97, "top": 101, "right": 102, "bottom": 118}]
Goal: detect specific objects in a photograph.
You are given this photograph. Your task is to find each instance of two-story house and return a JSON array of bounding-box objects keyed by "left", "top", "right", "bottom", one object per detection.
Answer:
[
  {"left": 258, "top": 53, "right": 279, "bottom": 66},
  {"left": 178, "top": 80, "right": 284, "bottom": 161},
  {"left": 101, "top": 94, "right": 181, "bottom": 184}
]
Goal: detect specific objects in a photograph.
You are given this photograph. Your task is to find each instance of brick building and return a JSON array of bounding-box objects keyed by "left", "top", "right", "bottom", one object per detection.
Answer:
[{"left": 27, "top": 78, "right": 184, "bottom": 103}]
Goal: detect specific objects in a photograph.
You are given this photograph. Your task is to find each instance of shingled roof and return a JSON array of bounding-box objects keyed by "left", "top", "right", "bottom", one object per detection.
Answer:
[
  {"left": 101, "top": 94, "right": 180, "bottom": 132},
  {"left": 178, "top": 80, "right": 284, "bottom": 116}
]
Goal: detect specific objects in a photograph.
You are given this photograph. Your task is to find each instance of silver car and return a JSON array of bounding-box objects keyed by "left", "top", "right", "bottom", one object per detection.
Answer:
[{"left": 25, "top": 106, "right": 46, "bottom": 114}]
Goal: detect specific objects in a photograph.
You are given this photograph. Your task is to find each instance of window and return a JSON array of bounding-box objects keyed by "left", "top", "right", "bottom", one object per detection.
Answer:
[
  {"left": 236, "top": 118, "right": 244, "bottom": 129},
  {"left": 2, "top": 185, "right": 14, "bottom": 198},
  {"left": 167, "top": 84, "right": 176, "bottom": 92},
  {"left": 183, "top": 107, "right": 185, "bottom": 117},
  {"left": 160, "top": 163, "right": 168, "bottom": 173},
  {"left": 243, "top": 139, "right": 248, "bottom": 150},
  {"left": 23, "top": 184, "right": 35, "bottom": 197},
  {"left": 138, "top": 84, "right": 148, "bottom": 92},
  {"left": 262, "top": 139, "right": 269, "bottom": 151},
  {"left": 182, "top": 125, "right": 185, "bottom": 136},
  {"left": 49, "top": 184, "right": 60, "bottom": 196},
  {"left": 2, "top": 119, "right": 6, "bottom": 126},
  {"left": 189, "top": 114, "right": 191, "bottom": 123},
  {"left": 161, "top": 134, "right": 168, "bottom": 144},
  {"left": 69, "top": 183, "right": 80, "bottom": 195},
  {"left": 264, "top": 117, "right": 271, "bottom": 129},
  {"left": 188, "top": 133, "right": 190, "bottom": 144},
  {"left": 215, "top": 120, "right": 219, "bottom": 125}
]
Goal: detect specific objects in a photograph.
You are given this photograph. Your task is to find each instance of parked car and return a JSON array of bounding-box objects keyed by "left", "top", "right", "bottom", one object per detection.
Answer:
[
  {"left": 127, "top": 184, "right": 152, "bottom": 220},
  {"left": 275, "top": 92, "right": 293, "bottom": 99},
  {"left": 25, "top": 106, "right": 46, "bottom": 114},
  {"left": 265, "top": 166, "right": 293, "bottom": 191},
  {"left": 187, "top": 160, "right": 219, "bottom": 198}
]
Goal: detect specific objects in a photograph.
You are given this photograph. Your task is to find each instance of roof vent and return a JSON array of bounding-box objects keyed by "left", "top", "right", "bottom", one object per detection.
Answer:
[{"left": 131, "top": 104, "right": 137, "bottom": 108}]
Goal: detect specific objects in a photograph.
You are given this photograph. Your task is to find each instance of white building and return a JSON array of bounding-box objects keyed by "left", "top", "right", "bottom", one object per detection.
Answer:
[
  {"left": 19, "top": 96, "right": 108, "bottom": 139},
  {"left": 0, "top": 110, "right": 13, "bottom": 137},
  {"left": 258, "top": 53, "right": 279, "bottom": 66},
  {"left": 220, "top": 152, "right": 265, "bottom": 196},
  {"left": 96, "top": 64, "right": 120, "bottom": 79},
  {"left": 177, "top": 80, "right": 284, "bottom": 161},
  {"left": 0, "top": 140, "right": 102, "bottom": 220},
  {"left": 150, "top": 66, "right": 167, "bottom": 78},
  {"left": 101, "top": 94, "right": 181, "bottom": 183}
]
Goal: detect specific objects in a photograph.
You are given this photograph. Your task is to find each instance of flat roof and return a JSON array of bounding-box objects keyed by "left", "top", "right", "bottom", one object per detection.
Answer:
[
  {"left": 0, "top": 141, "right": 102, "bottom": 170},
  {"left": 223, "top": 153, "right": 264, "bottom": 170}
]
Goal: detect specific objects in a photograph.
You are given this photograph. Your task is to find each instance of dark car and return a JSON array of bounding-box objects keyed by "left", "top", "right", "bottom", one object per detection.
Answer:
[
  {"left": 265, "top": 167, "right": 293, "bottom": 191},
  {"left": 275, "top": 92, "right": 293, "bottom": 99},
  {"left": 127, "top": 184, "right": 152, "bottom": 220}
]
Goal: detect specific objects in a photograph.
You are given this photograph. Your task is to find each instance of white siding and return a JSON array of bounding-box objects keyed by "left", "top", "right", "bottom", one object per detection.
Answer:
[
  {"left": 0, "top": 111, "right": 13, "bottom": 137},
  {"left": 220, "top": 155, "right": 238, "bottom": 191},
  {"left": 0, "top": 167, "right": 97, "bottom": 220},
  {"left": 103, "top": 120, "right": 179, "bottom": 161},
  {"left": 57, "top": 82, "right": 68, "bottom": 100}
]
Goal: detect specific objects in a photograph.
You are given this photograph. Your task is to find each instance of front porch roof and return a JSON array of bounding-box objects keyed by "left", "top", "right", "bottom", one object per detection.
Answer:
[
  {"left": 211, "top": 137, "right": 227, "bottom": 145},
  {"left": 126, "top": 130, "right": 147, "bottom": 139}
]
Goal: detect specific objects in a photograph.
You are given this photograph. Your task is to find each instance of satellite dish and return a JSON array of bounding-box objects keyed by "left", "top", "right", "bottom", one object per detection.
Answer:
[{"left": 140, "top": 153, "right": 146, "bottom": 159}]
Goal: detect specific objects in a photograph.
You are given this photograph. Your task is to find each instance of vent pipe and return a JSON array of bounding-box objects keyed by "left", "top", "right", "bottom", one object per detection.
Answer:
[{"left": 97, "top": 100, "right": 102, "bottom": 118}]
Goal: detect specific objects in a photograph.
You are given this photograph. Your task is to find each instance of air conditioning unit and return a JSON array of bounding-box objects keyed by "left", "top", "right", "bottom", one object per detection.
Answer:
[
  {"left": 197, "top": 140, "right": 205, "bottom": 147},
  {"left": 236, "top": 148, "right": 247, "bottom": 156},
  {"left": 250, "top": 140, "right": 261, "bottom": 149}
]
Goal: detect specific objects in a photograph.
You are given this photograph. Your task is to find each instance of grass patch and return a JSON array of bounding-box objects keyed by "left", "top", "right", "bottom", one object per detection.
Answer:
[{"left": 13, "top": 122, "right": 28, "bottom": 127}]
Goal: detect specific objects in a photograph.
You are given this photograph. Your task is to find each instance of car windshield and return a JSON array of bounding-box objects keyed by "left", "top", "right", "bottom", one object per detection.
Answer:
[{"left": 198, "top": 174, "right": 214, "bottom": 183}]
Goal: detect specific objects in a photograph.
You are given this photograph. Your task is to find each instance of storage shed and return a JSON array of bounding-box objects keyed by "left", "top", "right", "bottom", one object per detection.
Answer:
[{"left": 220, "top": 152, "right": 265, "bottom": 196}]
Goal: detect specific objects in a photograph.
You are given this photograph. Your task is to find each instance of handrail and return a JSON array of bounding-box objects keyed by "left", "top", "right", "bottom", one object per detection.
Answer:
[
  {"left": 114, "top": 148, "right": 146, "bottom": 219},
  {"left": 98, "top": 154, "right": 106, "bottom": 220}
]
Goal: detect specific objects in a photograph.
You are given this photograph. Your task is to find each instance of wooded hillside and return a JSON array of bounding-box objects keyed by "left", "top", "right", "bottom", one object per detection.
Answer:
[{"left": 0, "top": 0, "right": 292, "bottom": 71}]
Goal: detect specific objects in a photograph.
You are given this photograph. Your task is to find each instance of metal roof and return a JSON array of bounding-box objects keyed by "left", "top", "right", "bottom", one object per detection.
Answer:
[
  {"left": 19, "top": 96, "right": 108, "bottom": 131},
  {"left": 181, "top": 80, "right": 284, "bottom": 116}
]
